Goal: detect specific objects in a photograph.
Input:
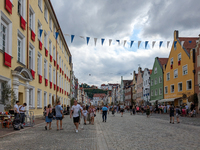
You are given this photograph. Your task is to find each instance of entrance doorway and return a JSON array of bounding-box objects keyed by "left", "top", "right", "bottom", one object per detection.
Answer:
[{"left": 18, "top": 92, "right": 23, "bottom": 105}]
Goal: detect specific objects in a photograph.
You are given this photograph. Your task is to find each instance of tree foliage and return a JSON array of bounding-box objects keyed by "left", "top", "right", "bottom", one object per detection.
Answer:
[{"left": 84, "top": 89, "right": 108, "bottom": 98}]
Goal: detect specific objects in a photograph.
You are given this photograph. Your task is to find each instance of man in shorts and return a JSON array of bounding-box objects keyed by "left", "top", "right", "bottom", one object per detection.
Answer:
[
  {"left": 169, "top": 104, "right": 174, "bottom": 124},
  {"left": 55, "top": 101, "right": 63, "bottom": 130},
  {"left": 120, "top": 104, "right": 125, "bottom": 117},
  {"left": 70, "top": 100, "right": 83, "bottom": 133}
]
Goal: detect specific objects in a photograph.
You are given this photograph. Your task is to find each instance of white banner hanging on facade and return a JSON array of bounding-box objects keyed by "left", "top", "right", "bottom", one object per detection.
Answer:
[
  {"left": 109, "top": 39, "right": 112, "bottom": 46},
  {"left": 181, "top": 41, "right": 185, "bottom": 47},
  {"left": 138, "top": 41, "right": 141, "bottom": 48},
  {"left": 80, "top": 36, "right": 85, "bottom": 40},
  {"left": 94, "top": 38, "right": 97, "bottom": 46},
  {"left": 123, "top": 40, "right": 127, "bottom": 46},
  {"left": 167, "top": 41, "right": 170, "bottom": 48},
  {"left": 152, "top": 41, "right": 156, "bottom": 48}
]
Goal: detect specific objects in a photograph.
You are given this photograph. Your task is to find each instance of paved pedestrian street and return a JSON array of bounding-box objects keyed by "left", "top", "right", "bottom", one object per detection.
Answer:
[{"left": 1, "top": 113, "right": 200, "bottom": 150}]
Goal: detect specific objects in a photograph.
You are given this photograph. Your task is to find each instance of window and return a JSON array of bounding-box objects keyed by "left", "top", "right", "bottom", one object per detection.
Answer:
[
  {"left": 49, "top": 93, "right": 52, "bottom": 105},
  {"left": 170, "top": 58, "right": 173, "bottom": 65},
  {"left": 159, "top": 76, "right": 162, "bottom": 83},
  {"left": 154, "top": 78, "right": 157, "bottom": 85},
  {"left": 151, "top": 79, "right": 153, "bottom": 86},
  {"left": 165, "top": 86, "right": 168, "bottom": 94},
  {"left": 29, "top": 89, "right": 33, "bottom": 106},
  {"left": 44, "top": 92, "right": 47, "bottom": 107},
  {"left": 38, "top": 21, "right": 42, "bottom": 41},
  {"left": 57, "top": 72, "right": 59, "bottom": 87},
  {"left": 59, "top": 56, "right": 61, "bottom": 68},
  {"left": 53, "top": 69, "right": 55, "bottom": 84},
  {"left": 0, "top": 12, "right": 12, "bottom": 55},
  {"left": 187, "top": 80, "right": 192, "bottom": 90},
  {"left": 57, "top": 52, "right": 59, "bottom": 65},
  {"left": 155, "top": 89, "right": 157, "bottom": 96},
  {"left": 53, "top": 46, "right": 56, "bottom": 60},
  {"left": 178, "top": 82, "right": 182, "bottom": 92},
  {"left": 167, "top": 73, "right": 170, "bottom": 81},
  {"left": 159, "top": 88, "right": 162, "bottom": 95},
  {"left": 59, "top": 75, "right": 61, "bottom": 88},
  {"left": 178, "top": 53, "right": 181, "bottom": 61},
  {"left": 49, "top": 39, "right": 52, "bottom": 55},
  {"left": 49, "top": 64, "right": 52, "bottom": 82},
  {"left": 37, "top": 90, "right": 41, "bottom": 107},
  {"left": 18, "top": 0, "right": 22, "bottom": 15},
  {"left": 29, "top": 6, "right": 35, "bottom": 31},
  {"left": 49, "top": 16, "right": 52, "bottom": 30},
  {"left": 17, "top": 30, "right": 25, "bottom": 64},
  {"left": 44, "top": 59, "right": 47, "bottom": 79},
  {"left": 174, "top": 69, "right": 178, "bottom": 78},
  {"left": 29, "top": 49, "right": 32, "bottom": 69},
  {"left": 18, "top": 0, "right": 25, "bottom": 17},
  {"left": 38, "top": 0, "right": 43, "bottom": 11},
  {"left": 171, "top": 85, "right": 174, "bottom": 93},
  {"left": 44, "top": 31, "right": 47, "bottom": 49},
  {"left": 151, "top": 90, "right": 153, "bottom": 96},
  {"left": 37, "top": 52, "right": 42, "bottom": 75},
  {"left": 53, "top": 24, "right": 56, "bottom": 37},
  {"left": 183, "top": 65, "right": 188, "bottom": 75},
  {"left": 154, "top": 67, "right": 157, "bottom": 74},
  {"left": 44, "top": 5, "right": 48, "bottom": 22}
]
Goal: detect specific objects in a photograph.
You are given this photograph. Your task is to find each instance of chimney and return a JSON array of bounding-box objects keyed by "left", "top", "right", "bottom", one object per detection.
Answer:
[{"left": 174, "top": 30, "right": 179, "bottom": 40}]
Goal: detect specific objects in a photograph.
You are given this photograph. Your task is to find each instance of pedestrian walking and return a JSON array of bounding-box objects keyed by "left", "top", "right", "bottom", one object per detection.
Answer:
[
  {"left": 150, "top": 105, "right": 153, "bottom": 115},
  {"left": 169, "top": 104, "right": 175, "bottom": 124},
  {"left": 111, "top": 105, "right": 115, "bottom": 116},
  {"left": 175, "top": 106, "right": 180, "bottom": 123},
  {"left": 14, "top": 101, "right": 20, "bottom": 119},
  {"left": 141, "top": 105, "right": 144, "bottom": 115},
  {"left": 132, "top": 105, "right": 136, "bottom": 115},
  {"left": 70, "top": 100, "right": 83, "bottom": 133},
  {"left": 102, "top": 105, "right": 108, "bottom": 122},
  {"left": 19, "top": 103, "right": 27, "bottom": 129},
  {"left": 82, "top": 106, "right": 88, "bottom": 125},
  {"left": 120, "top": 103, "right": 125, "bottom": 117},
  {"left": 55, "top": 101, "right": 63, "bottom": 131},
  {"left": 136, "top": 105, "right": 140, "bottom": 115},
  {"left": 89, "top": 105, "right": 96, "bottom": 125},
  {"left": 130, "top": 105, "right": 133, "bottom": 115},
  {"left": 146, "top": 105, "right": 150, "bottom": 118},
  {"left": 45, "top": 104, "right": 53, "bottom": 130}
]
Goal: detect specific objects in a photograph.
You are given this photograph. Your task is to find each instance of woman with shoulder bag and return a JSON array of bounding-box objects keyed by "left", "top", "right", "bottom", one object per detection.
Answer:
[{"left": 45, "top": 104, "right": 53, "bottom": 130}]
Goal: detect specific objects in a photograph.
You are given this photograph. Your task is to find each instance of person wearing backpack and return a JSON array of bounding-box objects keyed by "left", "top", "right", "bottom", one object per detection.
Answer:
[
  {"left": 175, "top": 106, "right": 180, "bottom": 123},
  {"left": 169, "top": 104, "right": 175, "bottom": 124},
  {"left": 45, "top": 104, "right": 53, "bottom": 130},
  {"left": 102, "top": 104, "right": 108, "bottom": 122}
]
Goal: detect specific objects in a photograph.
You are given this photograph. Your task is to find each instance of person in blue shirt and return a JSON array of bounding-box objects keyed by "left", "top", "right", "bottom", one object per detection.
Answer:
[
  {"left": 101, "top": 105, "right": 109, "bottom": 122},
  {"left": 55, "top": 101, "right": 63, "bottom": 131}
]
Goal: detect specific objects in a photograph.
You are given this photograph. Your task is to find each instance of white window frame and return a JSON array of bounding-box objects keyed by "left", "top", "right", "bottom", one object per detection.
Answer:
[
  {"left": 49, "top": 15, "right": 52, "bottom": 31},
  {"left": 37, "top": 52, "right": 42, "bottom": 75},
  {"left": 154, "top": 67, "right": 157, "bottom": 74},
  {"left": 151, "top": 79, "right": 153, "bottom": 86},
  {"left": 154, "top": 78, "right": 157, "bottom": 85},
  {"left": 178, "top": 53, "right": 181, "bottom": 61},
  {"left": 38, "top": 0, "right": 43, "bottom": 12},
  {"left": 53, "top": 46, "right": 56, "bottom": 60},
  {"left": 155, "top": 89, "right": 157, "bottom": 96},
  {"left": 170, "top": 58, "right": 173, "bottom": 65},
  {"left": 171, "top": 84, "right": 174, "bottom": 93},
  {"left": 0, "top": 11, "right": 12, "bottom": 55},
  {"left": 17, "top": 30, "right": 25, "bottom": 64},
  {"left": 57, "top": 52, "right": 59, "bottom": 65},
  {"left": 186, "top": 80, "right": 192, "bottom": 90},
  {"left": 59, "top": 56, "right": 61, "bottom": 68},
  {"left": 29, "top": 6, "right": 35, "bottom": 32},
  {"left": 159, "top": 76, "right": 162, "bottom": 83},
  {"left": 183, "top": 65, "right": 188, "bottom": 76},
  {"left": 57, "top": 72, "right": 59, "bottom": 87},
  {"left": 49, "top": 39, "right": 52, "bottom": 56},
  {"left": 165, "top": 86, "right": 168, "bottom": 94},
  {"left": 29, "top": 42, "right": 35, "bottom": 70},
  {"left": 44, "top": 91, "right": 47, "bottom": 107},
  {"left": 53, "top": 24, "right": 56, "bottom": 38},
  {"left": 151, "top": 90, "right": 153, "bottom": 96},
  {"left": 44, "top": 59, "right": 48, "bottom": 79},
  {"left": 18, "top": 0, "right": 26, "bottom": 18},
  {"left": 44, "top": 5, "right": 48, "bottom": 23},
  {"left": 178, "top": 82, "right": 182, "bottom": 92},
  {"left": 49, "top": 93, "right": 52, "bottom": 105},
  {"left": 38, "top": 20, "right": 42, "bottom": 41},
  {"left": 159, "top": 88, "right": 162, "bottom": 95},
  {"left": 49, "top": 64, "right": 52, "bottom": 82},
  {"left": 53, "top": 69, "right": 55, "bottom": 84},
  {"left": 174, "top": 69, "right": 178, "bottom": 78},
  {"left": 37, "top": 89, "right": 42, "bottom": 108},
  {"left": 44, "top": 31, "right": 47, "bottom": 49},
  {"left": 167, "top": 72, "right": 170, "bottom": 81}
]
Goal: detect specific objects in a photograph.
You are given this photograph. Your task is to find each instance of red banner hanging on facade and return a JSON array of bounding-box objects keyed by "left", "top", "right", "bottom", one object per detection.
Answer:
[
  {"left": 31, "top": 30, "right": 35, "bottom": 41},
  {"left": 57, "top": 86, "right": 59, "bottom": 91},
  {"left": 65, "top": 91, "right": 66, "bottom": 95},
  {"left": 5, "top": 0, "right": 12, "bottom": 14},
  {"left": 54, "top": 60, "right": 56, "bottom": 66},
  {"left": 50, "top": 82, "right": 52, "bottom": 89},
  {"left": 45, "top": 49, "right": 48, "bottom": 57},
  {"left": 54, "top": 84, "right": 56, "bottom": 90},
  {"left": 50, "top": 55, "right": 52, "bottom": 62},
  {"left": 57, "top": 64, "right": 59, "bottom": 70},
  {"left": 20, "top": 16, "right": 26, "bottom": 30},
  {"left": 39, "top": 75, "right": 42, "bottom": 83},
  {"left": 31, "top": 70, "right": 35, "bottom": 79},
  {"left": 4, "top": 52, "right": 11, "bottom": 67},
  {"left": 45, "top": 79, "right": 48, "bottom": 86},
  {"left": 60, "top": 68, "right": 61, "bottom": 73},
  {"left": 62, "top": 89, "right": 63, "bottom": 94},
  {"left": 39, "top": 41, "right": 42, "bottom": 50},
  {"left": 60, "top": 88, "right": 61, "bottom": 93},
  {"left": 65, "top": 74, "right": 66, "bottom": 78},
  {"left": 67, "top": 92, "right": 68, "bottom": 96}
]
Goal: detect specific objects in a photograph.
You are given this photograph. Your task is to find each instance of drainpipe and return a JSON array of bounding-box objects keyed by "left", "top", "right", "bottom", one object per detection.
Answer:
[{"left": 26, "top": 0, "right": 29, "bottom": 68}]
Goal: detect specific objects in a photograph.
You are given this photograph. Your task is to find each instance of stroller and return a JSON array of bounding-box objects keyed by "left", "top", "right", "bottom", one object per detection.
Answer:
[{"left": 12, "top": 117, "right": 21, "bottom": 130}]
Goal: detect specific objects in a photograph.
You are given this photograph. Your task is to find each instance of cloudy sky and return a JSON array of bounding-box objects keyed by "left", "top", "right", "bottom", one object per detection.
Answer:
[{"left": 51, "top": 0, "right": 200, "bottom": 87}]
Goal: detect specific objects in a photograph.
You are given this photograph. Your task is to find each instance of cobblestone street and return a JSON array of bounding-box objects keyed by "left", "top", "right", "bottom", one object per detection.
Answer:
[{"left": 1, "top": 112, "right": 200, "bottom": 150}]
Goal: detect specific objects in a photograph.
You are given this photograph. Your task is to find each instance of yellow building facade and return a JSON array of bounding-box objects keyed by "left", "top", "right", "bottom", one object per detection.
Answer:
[
  {"left": 0, "top": 0, "right": 72, "bottom": 116},
  {"left": 163, "top": 30, "right": 198, "bottom": 106}
]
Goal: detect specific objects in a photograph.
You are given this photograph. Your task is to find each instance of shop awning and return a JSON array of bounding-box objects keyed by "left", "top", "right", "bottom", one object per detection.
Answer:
[
  {"left": 149, "top": 100, "right": 159, "bottom": 103},
  {"left": 159, "top": 98, "right": 176, "bottom": 103}
]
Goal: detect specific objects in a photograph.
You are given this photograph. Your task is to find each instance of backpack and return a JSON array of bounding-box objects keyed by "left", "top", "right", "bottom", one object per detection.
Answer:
[
  {"left": 48, "top": 109, "right": 53, "bottom": 118},
  {"left": 178, "top": 109, "right": 181, "bottom": 115}
]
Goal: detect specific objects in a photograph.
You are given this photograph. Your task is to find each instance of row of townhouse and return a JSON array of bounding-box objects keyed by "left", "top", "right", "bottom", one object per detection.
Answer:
[
  {"left": 0, "top": 0, "right": 72, "bottom": 116},
  {"left": 131, "top": 30, "right": 200, "bottom": 110}
]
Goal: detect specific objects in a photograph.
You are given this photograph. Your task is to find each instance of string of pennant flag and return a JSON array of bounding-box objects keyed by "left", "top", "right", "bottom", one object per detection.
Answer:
[{"left": 38, "top": 30, "right": 198, "bottom": 49}]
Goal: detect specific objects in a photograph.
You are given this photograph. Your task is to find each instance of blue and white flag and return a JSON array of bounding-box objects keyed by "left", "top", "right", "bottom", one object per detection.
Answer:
[
  {"left": 116, "top": 40, "right": 120, "bottom": 46},
  {"left": 130, "top": 41, "right": 134, "bottom": 48},
  {"left": 101, "top": 39, "right": 105, "bottom": 46},
  {"left": 159, "top": 41, "right": 163, "bottom": 48},
  {"left": 174, "top": 41, "right": 177, "bottom": 48},
  {"left": 86, "top": 37, "right": 90, "bottom": 45},
  {"left": 71, "top": 35, "right": 75, "bottom": 43},
  {"left": 145, "top": 41, "right": 148, "bottom": 49},
  {"left": 39, "top": 29, "right": 43, "bottom": 38},
  {"left": 55, "top": 32, "right": 59, "bottom": 40}
]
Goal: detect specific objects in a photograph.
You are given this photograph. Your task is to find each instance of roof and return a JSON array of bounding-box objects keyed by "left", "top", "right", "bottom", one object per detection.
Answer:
[
  {"left": 101, "top": 84, "right": 106, "bottom": 86},
  {"left": 158, "top": 58, "right": 168, "bottom": 66},
  {"left": 179, "top": 37, "right": 198, "bottom": 54},
  {"left": 123, "top": 80, "right": 132, "bottom": 86},
  {"left": 149, "top": 70, "right": 152, "bottom": 75}
]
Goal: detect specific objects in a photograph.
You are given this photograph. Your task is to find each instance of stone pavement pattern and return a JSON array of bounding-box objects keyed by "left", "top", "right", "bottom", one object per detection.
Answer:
[{"left": 0, "top": 112, "right": 200, "bottom": 150}]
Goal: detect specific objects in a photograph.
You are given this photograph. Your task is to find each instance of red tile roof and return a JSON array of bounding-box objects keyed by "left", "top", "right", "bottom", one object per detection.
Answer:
[
  {"left": 158, "top": 58, "right": 168, "bottom": 66},
  {"left": 179, "top": 37, "right": 198, "bottom": 54},
  {"left": 149, "top": 70, "right": 152, "bottom": 75}
]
